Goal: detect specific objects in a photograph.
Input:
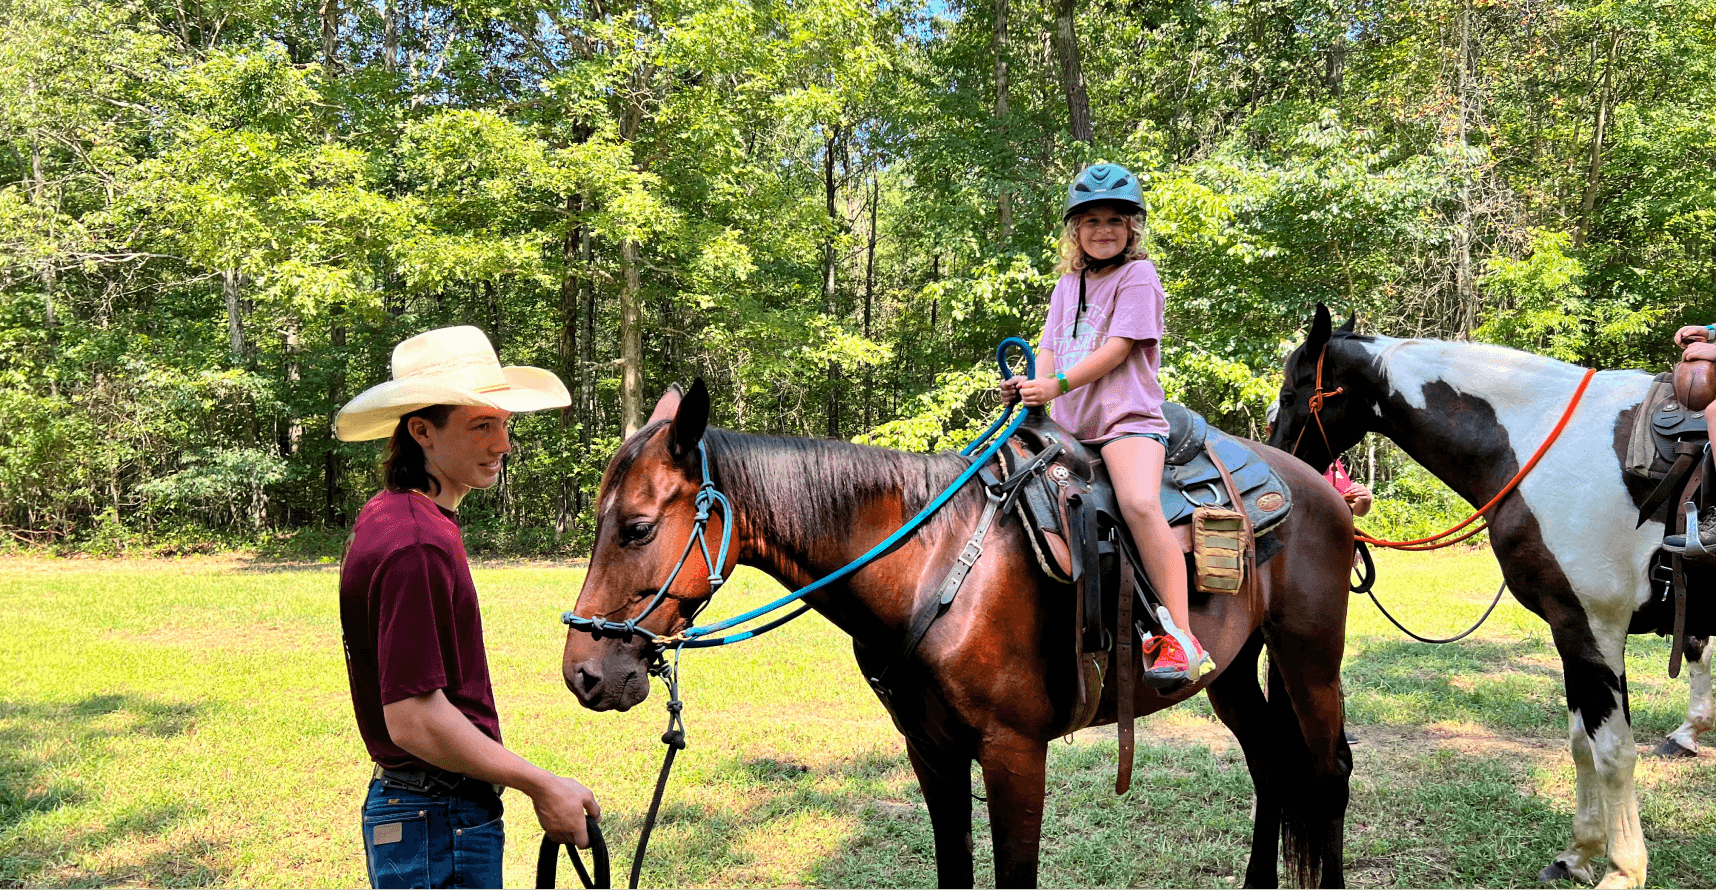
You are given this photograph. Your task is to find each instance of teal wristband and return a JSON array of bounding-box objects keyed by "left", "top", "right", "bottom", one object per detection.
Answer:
[
  {"left": 1706, "top": 324, "right": 1713, "bottom": 341},
  {"left": 1056, "top": 373, "right": 1070, "bottom": 394}
]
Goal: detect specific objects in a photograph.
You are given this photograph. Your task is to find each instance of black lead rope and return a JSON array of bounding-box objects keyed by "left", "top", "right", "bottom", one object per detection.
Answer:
[
  {"left": 630, "top": 655, "right": 687, "bottom": 890},
  {"left": 535, "top": 816, "right": 609, "bottom": 889},
  {"left": 538, "top": 654, "right": 687, "bottom": 889},
  {"left": 1351, "top": 540, "right": 1508, "bottom": 644}
]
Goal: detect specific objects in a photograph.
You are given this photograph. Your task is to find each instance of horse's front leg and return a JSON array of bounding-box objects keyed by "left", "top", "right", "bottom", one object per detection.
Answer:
[
  {"left": 905, "top": 739, "right": 976, "bottom": 888},
  {"left": 1540, "top": 635, "right": 1647, "bottom": 888},
  {"left": 978, "top": 731, "right": 1048, "bottom": 888},
  {"left": 1658, "top": 635, "right": 1712, "bottom": 758}
]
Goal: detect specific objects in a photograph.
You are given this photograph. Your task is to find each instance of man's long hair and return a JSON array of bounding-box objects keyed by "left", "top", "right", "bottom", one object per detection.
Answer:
[{"left": 383, "top": 405, "right": 456, "bottom": 495}]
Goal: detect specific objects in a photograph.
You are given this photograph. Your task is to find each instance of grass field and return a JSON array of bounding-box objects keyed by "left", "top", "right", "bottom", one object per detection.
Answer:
[{"left": 1, "top": 548, "right": 1713, "bottom": 888}]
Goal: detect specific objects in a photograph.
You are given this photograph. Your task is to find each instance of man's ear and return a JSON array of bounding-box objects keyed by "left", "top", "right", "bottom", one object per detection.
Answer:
[
  {"left": 669, "top": 378, "right": 710, "bottom": 459},
  {"left": 647, "top": 384, "right": 685, "bottom": 428}
]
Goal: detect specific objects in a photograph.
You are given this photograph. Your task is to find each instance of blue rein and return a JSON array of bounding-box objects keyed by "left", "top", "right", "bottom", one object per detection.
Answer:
[{"left": 562, "top": 337, "right": 1037, "bottom": 650}]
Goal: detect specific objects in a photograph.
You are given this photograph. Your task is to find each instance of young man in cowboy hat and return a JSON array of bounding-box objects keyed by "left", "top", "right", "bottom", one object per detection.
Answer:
[{"left": 336, "top": 325, "right": 599, "bottom": 889}]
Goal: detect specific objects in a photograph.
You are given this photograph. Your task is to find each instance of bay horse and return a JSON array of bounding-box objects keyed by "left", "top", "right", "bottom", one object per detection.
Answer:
[
  {"left": 562, "top": 379, "right": 1358, "bottom": 888},
  {"left": 1267, "top": 304, "right": 1715, "bottom": 889}
]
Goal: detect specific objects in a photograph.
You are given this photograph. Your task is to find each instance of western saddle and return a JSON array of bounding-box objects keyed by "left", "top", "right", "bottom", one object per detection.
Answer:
[
  {"left": 916, "top": 403, "right": 1292, "bottom": 793},
  {"left": 1626, "top": 359, "right": 1716, "bottom": 675}
]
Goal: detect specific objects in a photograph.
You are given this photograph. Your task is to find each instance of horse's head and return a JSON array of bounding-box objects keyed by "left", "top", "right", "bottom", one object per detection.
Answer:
[
  {"left": 561, "top": 379, "right": 725, "bottom": 711},
  {"left": 1267, "top": 302, "right": 1370, "bottom": 470}
]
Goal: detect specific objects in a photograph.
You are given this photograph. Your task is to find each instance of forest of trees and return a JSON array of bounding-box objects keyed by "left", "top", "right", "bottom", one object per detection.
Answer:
[{"left": 2, "top": 0, "right": 1714, "bottom": 553}]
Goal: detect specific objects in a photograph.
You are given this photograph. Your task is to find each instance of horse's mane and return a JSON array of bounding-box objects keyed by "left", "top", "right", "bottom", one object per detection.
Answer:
[{"left": 703, "top": 428, "right": 980, "bottom": 557}]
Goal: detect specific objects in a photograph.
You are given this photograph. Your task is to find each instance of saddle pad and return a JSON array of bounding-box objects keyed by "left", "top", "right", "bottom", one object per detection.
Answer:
[
  {"left": 1159, "top": 429, "right": 1293, "bottom": 535},
  {"left": 1626, "top": 373, "right": 1675, "bottom": 478}
]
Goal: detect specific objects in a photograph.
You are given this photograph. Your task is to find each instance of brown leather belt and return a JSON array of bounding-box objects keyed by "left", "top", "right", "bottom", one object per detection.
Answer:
[{"left": 372, "top": 763, "right": 503, "bottom": 798}]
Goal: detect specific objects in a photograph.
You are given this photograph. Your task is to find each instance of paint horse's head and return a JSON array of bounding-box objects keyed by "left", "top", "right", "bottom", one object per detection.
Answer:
[
  {"left": 1267, "top": 302, "right": 1371, "bottom": 471},
  {"left": 561, "top": 380, "right": 727, "bottom": 712}
]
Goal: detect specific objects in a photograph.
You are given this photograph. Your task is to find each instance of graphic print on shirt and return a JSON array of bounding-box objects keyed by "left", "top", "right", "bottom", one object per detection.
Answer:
[{"left": 1056, "top": 301, "right": 1111, "bottom": 369}]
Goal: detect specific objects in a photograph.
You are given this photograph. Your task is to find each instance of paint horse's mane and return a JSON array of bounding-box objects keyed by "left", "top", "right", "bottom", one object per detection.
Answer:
[
  {"left": 703, "top": 428, "right": 982, "bottom": 559},
  {"left": 1337, "top": 331, "right": 1620, "bottom": 406}
]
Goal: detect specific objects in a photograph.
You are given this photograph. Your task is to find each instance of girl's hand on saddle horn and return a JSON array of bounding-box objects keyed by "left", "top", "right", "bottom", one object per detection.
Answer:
[
  {"left": 1007, "top": 376, "right": 1060, "bottom": 407},
  {"left": 1676, "top": 325, "right": 1713, "bottom": 347},
  {"left": 1684, "top": 341, "right": 1716, "bottom": 363},
  {"left": 999, "top": 376, "right": 1022, "bottom": 405}
]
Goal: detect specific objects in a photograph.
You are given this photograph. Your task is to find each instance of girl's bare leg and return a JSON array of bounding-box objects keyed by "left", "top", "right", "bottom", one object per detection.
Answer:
[{"left": 1101, "top": 436, "right": 1190, "bottom": 633}]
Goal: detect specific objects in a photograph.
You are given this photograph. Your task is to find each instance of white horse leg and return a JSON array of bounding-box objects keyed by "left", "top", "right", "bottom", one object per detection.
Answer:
[
  {"left": 1545, "top": 717, "right": 1606, "bottom": 884},
  {"left": 1659, "top": 636, "right": 1711, "bottom": 757},
  {"left": 1589, "top": 708, "right": 1647, "bottom": 889}
]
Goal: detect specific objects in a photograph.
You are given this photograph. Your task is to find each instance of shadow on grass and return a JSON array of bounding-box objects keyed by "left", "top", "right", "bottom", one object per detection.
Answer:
[
  {"left": 0, "top": 694, "right": 231, "bottom": 887},
  {"left": 591, "top": 730, "right": 1715, "bottom": 888}
]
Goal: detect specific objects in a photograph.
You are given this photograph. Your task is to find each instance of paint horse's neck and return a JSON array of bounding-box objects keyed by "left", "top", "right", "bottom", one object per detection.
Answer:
[
  {"left": 703, "top": 429, "right": 974, "bottom": 642},
  {"left": 1337, "top": 335, "right": 1600, "bottom": 511}
]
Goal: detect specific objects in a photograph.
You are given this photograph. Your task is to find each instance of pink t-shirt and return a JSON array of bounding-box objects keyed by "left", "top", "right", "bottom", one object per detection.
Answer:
[{"left": 1038, "top": 259, "right": 1169, "bottom": 442}]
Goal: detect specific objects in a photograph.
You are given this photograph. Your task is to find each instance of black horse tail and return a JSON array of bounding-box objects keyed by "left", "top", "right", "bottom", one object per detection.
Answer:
[{"left": 1268, "top": 653, "right": 1351, "bottom": 888}]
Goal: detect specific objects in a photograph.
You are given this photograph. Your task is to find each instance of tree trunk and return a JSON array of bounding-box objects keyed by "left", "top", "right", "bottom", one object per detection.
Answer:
[
  {"left": 325, "top": 307, "right": 346, "bottom": 525},
  {"left": 581, "top": 226, "right": 595, "bottom": 453},
  {"left": 620, "top": 239, "right": 644, "bottom": 438},
  {"left": 223, "top": 269, "right": 246, "bottom": 362},
  {"left": 1050, "top": 0, "right": 1094, "bottom": 144},
  {"left": 383, "top": 0, "right": 398, "bottom": 72},
  {"left": 823, "top": 127, "right": 842, "bottom": 440},
  {"left": 1575, "top": 31, "right": 1620, "bottom": 249},
  {"left": 864, "top": 175, "right": 879, "bottom": 430},
  {"left": 319, "top": 0, "right": 339, "bottom": 73},
  {"left": 28, "top": 132, "right": 57, "bottom": 334},
  {"left": 559, "top": 195, "right": 582, "bottom": 430},
  {"left": 1452, "top": 0, "right": 1475, "bottom": 336},
  {"left": 994, "top": 0, "right": 1014, "bottom": 236}
]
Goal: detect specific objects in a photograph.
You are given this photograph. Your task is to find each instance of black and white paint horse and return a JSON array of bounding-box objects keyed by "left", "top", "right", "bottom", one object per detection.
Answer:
[{"left": 1268, "top": 304, "right": 1712, "bottom": 889}]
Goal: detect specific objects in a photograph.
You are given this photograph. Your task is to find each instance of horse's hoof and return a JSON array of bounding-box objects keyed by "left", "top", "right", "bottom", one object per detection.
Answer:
[
  {"left": 1654, "top": 737, "right": 1698, "bottom": 758},
  {"left": 1540, "top": 860, "right": 1591, "bottom": 884}
]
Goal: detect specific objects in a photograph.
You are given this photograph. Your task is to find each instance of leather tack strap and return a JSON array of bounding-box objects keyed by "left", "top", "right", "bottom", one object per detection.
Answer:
[
  {"left": 868, "top": 477, "right": 1007, "bottom": 696},
  {"left": 1640, "top": 440, "right": 1703, "bottom": 525},
  {"left": 1206, "top": 442, "right": 1258, "bottom": 610},
  {"left": 1115, "top": 554, "right": 1136, "bottom": 795}
]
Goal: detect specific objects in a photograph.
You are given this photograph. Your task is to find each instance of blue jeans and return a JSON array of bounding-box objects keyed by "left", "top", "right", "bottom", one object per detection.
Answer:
[{"left": 362, "top": 779, "right": 505, "bottom": 889}]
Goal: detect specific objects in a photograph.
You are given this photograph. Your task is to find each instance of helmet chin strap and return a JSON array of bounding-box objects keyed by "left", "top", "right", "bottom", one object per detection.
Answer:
[{"left": 1073, "top": 252, "right": 1129, "bottom": 339}]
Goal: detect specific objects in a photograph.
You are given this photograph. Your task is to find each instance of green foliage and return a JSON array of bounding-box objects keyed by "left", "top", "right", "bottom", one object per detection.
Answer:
[{"left": 3, "top": 0, "right": 1714, "bottom": 551}]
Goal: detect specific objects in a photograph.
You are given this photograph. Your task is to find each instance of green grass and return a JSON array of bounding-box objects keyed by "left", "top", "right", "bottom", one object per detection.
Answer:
[{"left": 0, "top": 549, "right": 1712, "bottom": 887}]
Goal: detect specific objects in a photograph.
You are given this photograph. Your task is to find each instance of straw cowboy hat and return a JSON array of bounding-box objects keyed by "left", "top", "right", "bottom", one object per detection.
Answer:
[{"left": 335, "top": 326, "right": 570, "bottom": 441}]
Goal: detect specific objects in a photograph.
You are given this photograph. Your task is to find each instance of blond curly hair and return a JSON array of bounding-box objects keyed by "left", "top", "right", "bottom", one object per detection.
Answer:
[{"left": 1056, "top": 209, "right": 1150, "bottom": 275}]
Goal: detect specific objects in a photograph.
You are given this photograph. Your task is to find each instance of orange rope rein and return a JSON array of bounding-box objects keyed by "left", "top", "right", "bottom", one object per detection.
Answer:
[{"left": 1356, "top": 367, "right": 1598, "bottom": 550}]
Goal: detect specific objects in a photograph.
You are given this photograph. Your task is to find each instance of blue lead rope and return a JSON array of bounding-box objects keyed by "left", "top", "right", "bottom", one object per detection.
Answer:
[{"left": 565, "top": 337, "right": 1037, "bottom": 650}]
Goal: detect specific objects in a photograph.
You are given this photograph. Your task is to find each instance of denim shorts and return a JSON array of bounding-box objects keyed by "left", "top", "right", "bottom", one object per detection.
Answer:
[
  {"left": 1097, "top": 431, "right": 1170, "bottom": 449},
  {"left": 362, "top": 779, "right": 504, "bottom": 889}
]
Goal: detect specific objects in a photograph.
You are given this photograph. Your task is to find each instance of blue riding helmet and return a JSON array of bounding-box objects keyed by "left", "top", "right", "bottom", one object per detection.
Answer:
[{"left": 1064, "top": 163, "right": 1144, "bottom": 220}]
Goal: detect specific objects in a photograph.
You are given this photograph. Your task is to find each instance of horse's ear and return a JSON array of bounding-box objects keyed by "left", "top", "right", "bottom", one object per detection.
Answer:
[
  {"left": 1307, "top": 303, "right": 1333, "bottom": 352},
  {"left": 647, "top": 383, "right": 685, "bottom": 428},
  {"left": 1338, "top": 313, "right": 1357, "bottom": 334},
  {"left": 669, "top": 378, "right": 710, "bottom": 459}
]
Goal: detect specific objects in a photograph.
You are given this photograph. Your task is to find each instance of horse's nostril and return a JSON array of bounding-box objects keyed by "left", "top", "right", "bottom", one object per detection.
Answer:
[{"left": 574, "top": 665, "right": 602, "bottom": 697}]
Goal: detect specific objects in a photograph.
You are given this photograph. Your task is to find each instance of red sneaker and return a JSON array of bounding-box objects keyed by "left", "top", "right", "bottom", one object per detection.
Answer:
[{"left": 1142, "top": 633, "right": 1211, "bottom": 681}]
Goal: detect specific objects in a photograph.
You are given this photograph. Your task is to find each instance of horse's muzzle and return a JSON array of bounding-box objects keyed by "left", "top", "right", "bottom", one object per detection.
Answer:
[{"left": 564, "top": 650, "right": 652, "bottom": 712}]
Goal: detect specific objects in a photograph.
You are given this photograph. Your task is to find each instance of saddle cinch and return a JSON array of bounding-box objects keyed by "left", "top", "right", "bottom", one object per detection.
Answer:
[
  {"left": 976, "top": 404, "right": 1290, "bottom": 791},
  {"left": 1624, "top": 362, "right": 1716, "bottom": 675}
]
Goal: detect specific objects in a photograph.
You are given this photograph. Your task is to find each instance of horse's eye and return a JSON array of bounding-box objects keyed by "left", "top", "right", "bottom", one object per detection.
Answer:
[
  {"left": 1280, "top": 390, "right": 1296, "bottom": 407},
  {"left": 621, "top": 521, "right": 656, "bottom": 545}
]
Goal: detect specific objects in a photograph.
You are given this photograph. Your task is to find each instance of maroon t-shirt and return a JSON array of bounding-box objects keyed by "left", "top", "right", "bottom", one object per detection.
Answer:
[{"left": 340, "top": 489, "right": 501, "bottom": 769}]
